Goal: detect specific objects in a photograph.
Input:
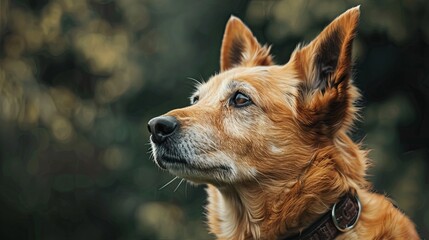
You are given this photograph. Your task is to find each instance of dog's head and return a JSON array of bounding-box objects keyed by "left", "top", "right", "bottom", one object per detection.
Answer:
[{"left": 148, "top": 7, "right": 360, "bottom": 185}]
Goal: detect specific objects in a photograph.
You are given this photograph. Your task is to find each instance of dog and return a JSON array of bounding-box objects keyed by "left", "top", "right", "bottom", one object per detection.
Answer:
[{"left": 148, "top": 6, "right": 419, "bottom": 240}]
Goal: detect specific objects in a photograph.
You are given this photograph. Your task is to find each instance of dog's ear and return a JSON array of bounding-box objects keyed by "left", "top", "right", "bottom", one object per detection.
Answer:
[
  {"left": 291, "top": 6, "right": 360, "bottom": 138},
  {"left": 220, "top": 16, "right": 273, "bottom": 71}
]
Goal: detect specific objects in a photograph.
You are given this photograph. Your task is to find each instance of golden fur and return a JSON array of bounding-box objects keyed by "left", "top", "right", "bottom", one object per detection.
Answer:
[{"left": 149, "top": 6, "right": 419, "bottom": 239}]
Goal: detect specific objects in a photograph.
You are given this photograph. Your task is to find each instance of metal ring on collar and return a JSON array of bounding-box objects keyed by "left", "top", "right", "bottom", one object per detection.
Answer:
[{"left": 331, "top": 195, "right": 362, "bottom": 232}]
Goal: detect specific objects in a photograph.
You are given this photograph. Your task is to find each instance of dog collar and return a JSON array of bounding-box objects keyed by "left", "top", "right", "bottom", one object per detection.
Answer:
[{"left": 283, "top": 193, "right": 362, "bottom": 240}]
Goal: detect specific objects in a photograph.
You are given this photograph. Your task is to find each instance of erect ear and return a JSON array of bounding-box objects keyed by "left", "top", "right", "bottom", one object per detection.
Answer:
[
  {"left": 291, "top": 6, "right": 360, "bottom": 138},
  {"left": 220, "top": 16, "right": 273, "bottom": 72}
]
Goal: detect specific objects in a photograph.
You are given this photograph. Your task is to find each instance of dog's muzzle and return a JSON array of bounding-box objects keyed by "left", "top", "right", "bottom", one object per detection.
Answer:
[
  {"left": 148, "top": 115, "right": 179, "bottom": 144},
  {"left": 148, "top": 115, "right": 233, "bottom": 182}
]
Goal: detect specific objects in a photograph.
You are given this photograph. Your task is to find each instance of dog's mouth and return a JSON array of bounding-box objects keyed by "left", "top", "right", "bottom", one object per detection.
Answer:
[
  {"left": 155, "top": 154, "right": 186, "bottom": 169},
  {"left": 150, "top": 135, "right": 233, "bottom": 182},
  {"left": 157, "top": 154, "right": 230, "bottom": 172},
  {"left": 153, "top": 150, "right": 231, "bottom": 180}
]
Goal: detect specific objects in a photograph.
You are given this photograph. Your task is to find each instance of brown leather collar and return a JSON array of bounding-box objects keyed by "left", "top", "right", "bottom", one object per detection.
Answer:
[{"left": 283, "top": 193, "right": 362, "bottom": 240}]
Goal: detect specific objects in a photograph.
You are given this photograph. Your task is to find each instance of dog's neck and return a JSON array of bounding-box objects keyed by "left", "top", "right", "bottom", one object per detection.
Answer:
[
  {"left": 206, "top": 134, "right": 368, "bottom": 240},
  {"left": 207, "top": 164, "right": 350, "bottom": 240}
]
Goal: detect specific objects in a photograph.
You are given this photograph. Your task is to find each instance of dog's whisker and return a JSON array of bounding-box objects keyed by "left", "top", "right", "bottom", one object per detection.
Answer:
[
  {"left": 159, "top": 176, "right": 178, "bottom": 190},
  {"left": 187, "top": 77, "right": 203, "bottom": 87},
  {"left": 174, "top": 178, "right": 185, "bottom": 192}
]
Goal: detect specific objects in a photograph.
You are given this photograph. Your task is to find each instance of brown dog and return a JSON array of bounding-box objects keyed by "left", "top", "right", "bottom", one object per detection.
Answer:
[{"left": 148, "top": 6, "right": 419, "bottom": 239}]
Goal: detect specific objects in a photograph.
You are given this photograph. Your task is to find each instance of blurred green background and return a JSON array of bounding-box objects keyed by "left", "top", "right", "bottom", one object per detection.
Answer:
[{"left": 0, "top": 0, "right": 428, "bottom": 239}]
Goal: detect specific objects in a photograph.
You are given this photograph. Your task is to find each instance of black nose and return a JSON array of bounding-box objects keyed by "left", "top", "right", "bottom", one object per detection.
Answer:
[{"left": 148, "top": 116, "right": 179, "bottom": 144}]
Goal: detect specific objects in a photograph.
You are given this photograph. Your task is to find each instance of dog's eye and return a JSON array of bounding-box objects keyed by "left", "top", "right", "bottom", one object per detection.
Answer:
[
  {"left": 231, "top": 92, "right": 252, "bottom": 108},
  {"left": 191, "top": 96, "right": 199, "bottom": 105}
]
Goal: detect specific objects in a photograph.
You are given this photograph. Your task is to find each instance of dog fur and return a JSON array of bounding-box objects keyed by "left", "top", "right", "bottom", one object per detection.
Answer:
[{"left": 149, "top": 6, "right": 419, "bottom": 239}]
